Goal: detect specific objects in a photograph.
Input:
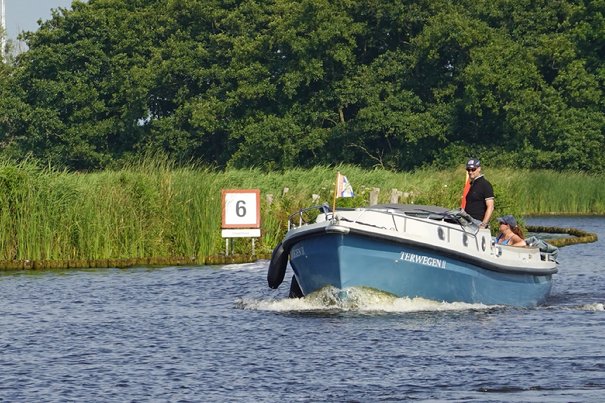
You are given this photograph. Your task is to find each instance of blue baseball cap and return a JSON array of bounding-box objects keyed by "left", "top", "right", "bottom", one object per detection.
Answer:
[
  {"left": 497, "top": 215, "right": 517, "bottom": 228},
  {"left": 466, "top": 159, "right": 481, "bottom": 169}
]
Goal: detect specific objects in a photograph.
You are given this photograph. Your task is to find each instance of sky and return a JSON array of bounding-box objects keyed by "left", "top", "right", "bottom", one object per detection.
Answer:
[{"left": 4, "top": 0, "right": 80, "bottom": 40}]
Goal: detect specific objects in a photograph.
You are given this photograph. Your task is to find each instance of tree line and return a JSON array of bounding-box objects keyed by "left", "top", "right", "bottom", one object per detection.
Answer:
[{"left": 0, "top": 0, "right": 603, "bottom": 172}]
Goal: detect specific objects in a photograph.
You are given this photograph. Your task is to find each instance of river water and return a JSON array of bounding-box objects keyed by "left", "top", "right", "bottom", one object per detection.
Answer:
[{"left": 1, "top": 217, "right": 603, "bottom": 402}]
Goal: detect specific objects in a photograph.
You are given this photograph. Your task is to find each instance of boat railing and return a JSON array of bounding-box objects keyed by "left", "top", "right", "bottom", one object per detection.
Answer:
[
  {"left": 347, "top": 206, "right": 480, "bottom": 234},
  {"left": 288, "top": 204, "right": 334, "bottom": 230},
  {"left": 541, "top": 252, "right": 558, "bottom": 262},
  {"left": 288, "top": 204, "right": 482, "bottom": 239}
]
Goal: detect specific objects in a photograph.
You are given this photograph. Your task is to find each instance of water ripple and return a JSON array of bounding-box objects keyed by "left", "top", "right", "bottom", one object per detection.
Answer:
[{"left": 0, "top": 216, "right": 604, "bottom": 401}]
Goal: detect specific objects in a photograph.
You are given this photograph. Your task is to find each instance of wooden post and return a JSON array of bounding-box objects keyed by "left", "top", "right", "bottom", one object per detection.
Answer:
[
  {"left": 369, "top": 188, "right": 380, "bottom": 206},
  {"left": 390, "top": 188, "right": 402, "bottom": 204}
]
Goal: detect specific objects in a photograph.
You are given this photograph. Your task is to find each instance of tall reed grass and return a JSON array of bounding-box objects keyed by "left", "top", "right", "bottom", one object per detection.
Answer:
[{"left": 0, "top": 159, "right": 602, "bottom": 263}]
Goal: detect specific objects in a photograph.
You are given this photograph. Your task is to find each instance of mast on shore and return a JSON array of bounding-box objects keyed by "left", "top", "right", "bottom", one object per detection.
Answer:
[{"left": 0, "top": 0, "right": 6, "bottom": 62}]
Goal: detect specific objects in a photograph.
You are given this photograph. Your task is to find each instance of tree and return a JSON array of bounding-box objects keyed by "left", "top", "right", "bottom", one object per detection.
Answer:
[
  {"left": 0, "top": 0, "right": 602, "bottom": 171},
  {"left": 6, "top": 0, "right": 167, "bottom": 169}
]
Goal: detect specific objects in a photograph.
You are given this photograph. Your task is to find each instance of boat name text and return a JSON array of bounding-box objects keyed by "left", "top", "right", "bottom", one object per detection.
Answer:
[
  {"left": 398, "top": 252, "right": 446, "bottom": 269},
  {"left": 291, "top": 246, "right": 304, "bottom": 258}
]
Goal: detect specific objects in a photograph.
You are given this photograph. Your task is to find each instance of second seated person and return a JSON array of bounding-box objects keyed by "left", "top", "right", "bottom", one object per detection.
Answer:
[{"left": 495, "top": 215, "right": 527, "bottom": 247}]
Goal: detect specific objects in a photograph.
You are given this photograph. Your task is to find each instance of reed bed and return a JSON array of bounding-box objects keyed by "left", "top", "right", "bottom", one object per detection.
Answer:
[{"left": 0, "top": 159, "right": 602, "bottom": 266}]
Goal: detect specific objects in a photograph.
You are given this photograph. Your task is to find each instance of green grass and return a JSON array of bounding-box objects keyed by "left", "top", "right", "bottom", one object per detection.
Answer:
[{"left": 0, "top": 159, "right": 603, "bottom": 263}]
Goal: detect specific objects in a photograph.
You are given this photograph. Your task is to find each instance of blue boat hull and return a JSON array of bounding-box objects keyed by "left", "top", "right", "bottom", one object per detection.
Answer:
[{"left": 288, "top": 233, "right": 553, "bottom": 307}]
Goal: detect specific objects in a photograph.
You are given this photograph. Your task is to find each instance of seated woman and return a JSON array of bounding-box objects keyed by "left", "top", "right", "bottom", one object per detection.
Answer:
[{"left": 495, "top": 215, "right": 527, "bottom": 247}]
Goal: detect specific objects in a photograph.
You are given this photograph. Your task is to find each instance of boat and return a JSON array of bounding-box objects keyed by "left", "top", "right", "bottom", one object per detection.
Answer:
[{"left": 267, "top": 204, "right": 559, "bottom": 307}]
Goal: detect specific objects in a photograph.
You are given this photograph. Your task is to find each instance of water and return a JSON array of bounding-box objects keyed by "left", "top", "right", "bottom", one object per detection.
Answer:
[{"left": 1, "top": 217, "right": 603, "bottom": 402}]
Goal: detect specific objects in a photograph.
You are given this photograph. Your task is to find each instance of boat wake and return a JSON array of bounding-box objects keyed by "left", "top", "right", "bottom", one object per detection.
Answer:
[
  {"left": 237, "top": 286, "right": 496, "bottom": 313},
  {"left": 578, "top": 302, "right": 604, "bottom": 311}
]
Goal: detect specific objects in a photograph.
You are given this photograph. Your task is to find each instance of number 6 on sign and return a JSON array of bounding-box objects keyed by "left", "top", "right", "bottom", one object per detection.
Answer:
[{"left": 221, "top": 189, "right": 261, "bottom": 228}]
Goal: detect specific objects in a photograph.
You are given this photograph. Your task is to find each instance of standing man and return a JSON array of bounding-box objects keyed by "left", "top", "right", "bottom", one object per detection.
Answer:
[{"left": 464, "top": 159, "right": 494, "bottom": 229}]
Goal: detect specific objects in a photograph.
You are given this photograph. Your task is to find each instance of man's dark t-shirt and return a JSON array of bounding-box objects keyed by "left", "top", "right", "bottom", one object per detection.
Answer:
[{"left": 465, "top": 175, "right": 494, "bottom": 221}]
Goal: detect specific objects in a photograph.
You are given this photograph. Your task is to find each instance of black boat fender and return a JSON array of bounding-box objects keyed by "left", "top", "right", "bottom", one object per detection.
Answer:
[{"left": 267, "top": 242, "right": 288, "bottom": 289}]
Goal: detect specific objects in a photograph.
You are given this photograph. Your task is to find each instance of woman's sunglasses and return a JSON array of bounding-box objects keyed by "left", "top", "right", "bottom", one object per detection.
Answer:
[{"left": 466, "top": 168, "right": 477, "bottom": 172}]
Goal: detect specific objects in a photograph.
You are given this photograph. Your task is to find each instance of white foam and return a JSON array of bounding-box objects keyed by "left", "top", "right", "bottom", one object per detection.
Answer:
[
  {"left": 220, "top": 260, "right": 268, "bottom": 271},
  {"left": 238, "top": 286, "right": 493, "bottom": 313},
  {"left": 579, "top": 303, "right": 604, "bottom": 311}
]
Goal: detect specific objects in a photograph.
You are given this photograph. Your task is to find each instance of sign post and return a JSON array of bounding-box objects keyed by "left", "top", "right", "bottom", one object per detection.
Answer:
[{"left": 221, "top": 189, "right": 261, "bottom": 255}]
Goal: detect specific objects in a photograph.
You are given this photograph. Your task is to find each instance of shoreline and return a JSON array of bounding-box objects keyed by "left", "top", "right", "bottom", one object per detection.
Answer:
[
  {"left": 0, "top": 254, "right": 273, "bottom": 272},
  {"left": 0, "top": 226, "right": 595, "bottom": 272}
]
